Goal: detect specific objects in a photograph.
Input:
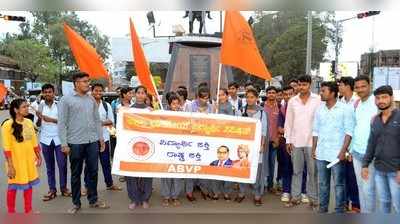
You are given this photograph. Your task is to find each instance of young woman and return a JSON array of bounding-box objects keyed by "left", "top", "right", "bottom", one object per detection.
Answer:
[
  {"left": 160, "top": 92, "right": 183, "bottom": 207},
  {"left": 217, "top": 88, "right": 236, "bottom": 116},
  {"left": 115, "top": 87, "right": 134, "bottom": 184},
  {"left": 2, "top": 98, "right": 42, "bottom": 213},
  {"left": 235, "top": 87, "right": 268, "bottom": 206},
  {"left": 184, "top": 87, "right": 213, "bottom": 202},
  {"left": 126, "top": 85, "right": 153, "bottom": 210}
]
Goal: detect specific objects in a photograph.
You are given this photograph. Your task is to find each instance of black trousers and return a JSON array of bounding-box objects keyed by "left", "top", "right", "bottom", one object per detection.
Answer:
[{"left": 69, "top": 141, "right": 99, "bottom": 207}]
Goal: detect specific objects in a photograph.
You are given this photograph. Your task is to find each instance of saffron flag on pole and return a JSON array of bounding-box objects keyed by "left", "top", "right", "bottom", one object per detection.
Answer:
[
  {"left": 63, "top": 23, "right": 109, "bottom": 79},
  {"left": 220, "top": 11, "right": 272, "bottom": 80},
  {"left": 129, "top": 18, "right": 158, "bottom": 96}
]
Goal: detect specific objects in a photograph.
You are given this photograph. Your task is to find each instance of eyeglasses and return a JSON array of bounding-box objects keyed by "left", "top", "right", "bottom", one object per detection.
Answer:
[{"left": 217, "top": 151, "right": 228, "bottom": 154}]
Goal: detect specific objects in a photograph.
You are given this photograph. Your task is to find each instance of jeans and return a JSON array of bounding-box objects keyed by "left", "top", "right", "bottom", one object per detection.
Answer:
[
  {"left": 69, "top": 141, "right": 99, "bottom": 207},
  {"left": 352, "top": 151, "right": 376, "bottom": 213},
  {"left": 291, "top": 147, "right": 317, "bottom": 202},
  {"left": 41, "top": 140, "right": 67, "bottom": 192},
  {"left": 267, "top": 142, "right": 278, "bottom": 189},
  {"left": 316, "top": 160, "right": 346, "bottom": 213},
  {"left": 84, "top": 141, "right": 113, "bottom": 187},
  {"left": 375, "top": 170, "right": 400, "bottom": 213}
]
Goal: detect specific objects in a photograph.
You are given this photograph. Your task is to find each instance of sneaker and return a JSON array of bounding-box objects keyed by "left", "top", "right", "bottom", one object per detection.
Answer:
[
  {"left": 281, "top": 193, "right": 290, "bottom": 202},
  {"left": 301, "top": 194, "right": 309, "bottom": 204}
]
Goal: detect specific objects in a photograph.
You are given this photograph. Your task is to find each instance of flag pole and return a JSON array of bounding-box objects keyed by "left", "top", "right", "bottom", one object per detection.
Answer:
[
  {"left": 215, "top": 63, "right": 223, "bottom": 113},
  {"left": 150, "top": 75, "right": 164, "bottom": 110}
]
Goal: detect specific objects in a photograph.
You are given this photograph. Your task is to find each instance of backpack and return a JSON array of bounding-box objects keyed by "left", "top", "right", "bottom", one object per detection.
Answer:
[
  {"left": 102, "top": 101, "right": 109, "bottom": 118},
  {"left": 242, "top": 105, "right": 263, "bottom": 121}
]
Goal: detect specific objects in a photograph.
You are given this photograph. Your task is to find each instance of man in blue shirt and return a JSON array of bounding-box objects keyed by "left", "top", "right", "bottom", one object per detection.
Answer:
[
  {"left": 351, "top": 75, "right": 378, "bottom": 213},
  {"left": 312, "top": 81, "right": 354, "bottom": 213}
]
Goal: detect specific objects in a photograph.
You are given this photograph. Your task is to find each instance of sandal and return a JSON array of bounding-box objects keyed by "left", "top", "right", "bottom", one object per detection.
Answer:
[
  {"left": 285, "top": 199, "right": 301, "bottom": 208},
  {"left": 224, "top": 195, "right": 232, "bottom": 202},
  {"left": 107, "top": 185, "right": 122, "bottom": 191},
  {"left": 162, "top": 198, "right": 170, "bottom": 207},
  {"left": 254, "top": 198, "right": 263, "bottom": 206},
  {"left": 186, "top": 194, "right": 196, "bottom": 202},
  {"left": 89, "top": 200, "right": 110, "bottom": 209},
  {"left": 68, "top": 205, "right": 81, "bottom": 214},
  {"left": 172, "top": 199, "right": 181, "bottom": 207},
  {"left": 61, "top": 189, "right": 72, "bottom": 197},
  {"left": 234, "top": 196, "right": 245, "bottom": 203},
  {"left": 42, "top": 191, "right": 57, "bottom": 202}
]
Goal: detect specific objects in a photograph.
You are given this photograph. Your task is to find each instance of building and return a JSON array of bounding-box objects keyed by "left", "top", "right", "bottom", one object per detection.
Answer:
[
  {"left": 360, "top": 50, "right": 400, "bottom": 76},
  {"left": 0, "top": 55, "right": 28, "bottom": 95}
]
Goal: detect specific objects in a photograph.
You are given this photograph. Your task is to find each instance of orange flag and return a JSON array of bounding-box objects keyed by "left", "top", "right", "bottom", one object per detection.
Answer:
[
  {"left": 220, "top": 11, "right": 272, "bottom": 80},
  {"left": 129, "top": 18, "right": 157, "bottom": 96},
  {"left": 63, "top": 23, "right": 109, "bottom": 79},
  {"left": 0, "top": 83, "right": 7, "bottom": 102}
]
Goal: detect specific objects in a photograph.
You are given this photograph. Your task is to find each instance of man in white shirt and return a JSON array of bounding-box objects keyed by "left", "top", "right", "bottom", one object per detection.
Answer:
[
  {"left": 228, "top": 82, "right": 244, "bottom": 113},
  {"left": 85, "top": 83, "right": 122, "bottom": 191},
  {"left": 37, "top": 84, "right": 71, "bottom": 201}
]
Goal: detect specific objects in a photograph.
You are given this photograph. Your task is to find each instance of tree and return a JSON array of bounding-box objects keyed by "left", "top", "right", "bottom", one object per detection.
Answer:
[
  {"left": 251, "top": 11, "right": 341, "bottom": 84},
  {"left": 1, "top": 39, "right": 59, "bottom": 82}
]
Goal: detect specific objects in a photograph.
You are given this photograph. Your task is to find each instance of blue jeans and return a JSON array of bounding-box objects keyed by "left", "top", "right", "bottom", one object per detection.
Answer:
[
  {"left": 316, "top": 160, "right": 346, "bottom": 213},
  {"left": 267, "top": 142, "right": 277, "bottom": 189},
  {"left": 375, "top": 170, "right": 400, "bottom": 213},
  {"left": 352, "top": 151, "right": 376, "bottom": 213}
]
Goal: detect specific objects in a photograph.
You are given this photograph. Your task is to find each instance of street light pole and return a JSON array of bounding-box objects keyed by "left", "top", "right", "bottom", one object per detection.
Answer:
[{"left": 306, "top": 11, "right": 312, "bottom": 75}]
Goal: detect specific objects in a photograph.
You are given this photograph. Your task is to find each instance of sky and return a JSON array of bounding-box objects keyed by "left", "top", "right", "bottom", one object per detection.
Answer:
[{"left": 1, "top": 10, "right": 399, "bottom": 64}]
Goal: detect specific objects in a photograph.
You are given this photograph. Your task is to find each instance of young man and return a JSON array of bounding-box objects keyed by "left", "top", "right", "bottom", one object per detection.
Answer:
[
  {"left": 37, "top": 84, "right": 71, "bottom": 201},
  {"left": 338, "top": 76, "right": 360, "bottom": 212},
  {"left": 279, "top": 86, "right": 308, "bottom": 203},
  {"left": 339, "top": 77, "right": 358, "bottom": 104},
  {"left": 351, "top": 75, "right": 378, "bottom": 213},
  {"left": 289, "top": 79, "right": 300, "bottom": 95},
  {"left": 362, "top": 85, "right": 400, "bottom": 214},
  {"left": 263, "top": 86, "right": 283, "bottom": 193},
  {"left": 312, "top": 81, "right": 354, "bottom": 213},
  {"left": 228, "top": 82, "right": 243, "bottom": 113},
  {"left": 88, "top": 83, "right": 121, "bottom": 191},
  {"left": 284, "top": 75, "right": 320, "bottom": 208},
  {"left": 58, "top": 72, "right": 108, "bottom": 214}
]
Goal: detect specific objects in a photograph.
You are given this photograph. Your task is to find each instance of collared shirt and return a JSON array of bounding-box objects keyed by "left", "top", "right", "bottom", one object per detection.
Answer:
[
  {"left": 313, "top": 101, "right": 354, "bottom": 162},
  {"left": 264, "top": 102, "right": 281, "bottom": 141},
  {"left": 39, "top": 101, "right": 61, "bottom": 146},
  {"left": 187, "top": 100, "right": 213, "bottom": 113},
  {"left": 351, "top": 95, "right": 378, "bottom": 155},
  {"left": 98, "top": 100, "right": 114, "bottom": 142},
  {"left": 339, "top": 94, "right": 358, "bottom": 105},
  {"left": 58, "top": 91, "right": 103, "bottom": 146},
  {"left": 284, "top": 93, "right": 321, "bottom": 147},
  {"left": 363, "top": 109, "right": 400, "bottom": 172},
  {"left": 229, "top": 96, "right": 241, "bottom": 112}
]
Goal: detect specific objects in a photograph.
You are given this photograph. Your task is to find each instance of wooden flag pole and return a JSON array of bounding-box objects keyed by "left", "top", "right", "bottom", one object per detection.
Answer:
[
  {"left": 150, "top": 75, "right": 164, "bottom": 110},
  {"left": 215, "top": 63, "right": 223, "bottom": 113}
]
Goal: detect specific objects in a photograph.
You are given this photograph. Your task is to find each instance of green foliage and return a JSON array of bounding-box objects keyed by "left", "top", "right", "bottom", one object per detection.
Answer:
[{"left": 232, "top": 11, "right": 341, "bottom": 86}]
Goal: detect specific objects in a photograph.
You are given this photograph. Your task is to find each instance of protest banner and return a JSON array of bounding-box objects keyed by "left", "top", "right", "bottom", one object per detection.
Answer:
[{"left": 112, "top": 109, "right": 262, "bottom": 183}]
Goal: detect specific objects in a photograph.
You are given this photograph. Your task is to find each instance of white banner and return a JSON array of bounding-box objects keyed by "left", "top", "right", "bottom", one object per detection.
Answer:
[{"left": 112, "top": 109, "right": 262, "bottom": 183}]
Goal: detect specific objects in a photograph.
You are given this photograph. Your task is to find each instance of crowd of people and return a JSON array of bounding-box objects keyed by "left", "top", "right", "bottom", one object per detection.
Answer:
[{"left": 1, "top": 71, "right": 399, "bottom": 214}]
